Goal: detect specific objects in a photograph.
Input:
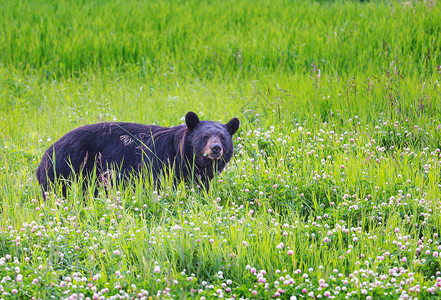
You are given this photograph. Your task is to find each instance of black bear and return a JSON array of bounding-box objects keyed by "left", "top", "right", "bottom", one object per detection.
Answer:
[{"left": 36, "top": 112, "right": 240, "bottom": 197}]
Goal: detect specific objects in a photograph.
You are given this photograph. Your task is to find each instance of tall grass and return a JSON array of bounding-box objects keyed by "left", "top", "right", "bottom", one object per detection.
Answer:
[
  {"left": 1, "top": 0, "right": 441, "bottom": 299},
  {"left": 1, "top": 0, "right": 440, "bottom": 78}
]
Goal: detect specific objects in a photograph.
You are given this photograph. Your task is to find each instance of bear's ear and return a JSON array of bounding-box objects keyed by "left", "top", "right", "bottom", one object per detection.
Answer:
[
  {"left": 185, "top": 111, "right": 200, "bottom": 131},
  {"left": 226, "top": 118, "right": 240, "bottom": 135}
]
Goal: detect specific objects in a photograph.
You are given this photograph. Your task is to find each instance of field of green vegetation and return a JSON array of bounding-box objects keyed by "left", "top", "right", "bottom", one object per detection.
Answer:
[{"left": 1, "top": 0, "right": 441, "bottom": 299}]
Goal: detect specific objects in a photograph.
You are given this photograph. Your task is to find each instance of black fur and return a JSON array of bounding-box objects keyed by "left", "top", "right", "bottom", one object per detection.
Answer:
[{"left": 36, "top": 112, "right": 240, "bottom": 197}]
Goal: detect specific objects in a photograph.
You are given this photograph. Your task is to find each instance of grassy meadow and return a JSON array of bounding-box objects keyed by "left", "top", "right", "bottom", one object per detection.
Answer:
[{"left": 1, "top": 0, "right": 441, "bottom": 299}]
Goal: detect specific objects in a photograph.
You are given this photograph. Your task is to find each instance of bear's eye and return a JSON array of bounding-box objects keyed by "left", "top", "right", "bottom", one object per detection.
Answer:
[{"left": 203, "top": 135, "right": 209, "bottom": 141}]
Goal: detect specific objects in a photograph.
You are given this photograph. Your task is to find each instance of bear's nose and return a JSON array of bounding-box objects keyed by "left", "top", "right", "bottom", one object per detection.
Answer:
[{"left": 211, "top": 144, "right": 222, "bottom": 154}]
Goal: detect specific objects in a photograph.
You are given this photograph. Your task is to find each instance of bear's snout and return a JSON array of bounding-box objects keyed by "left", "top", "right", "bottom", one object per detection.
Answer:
[
  {"left": 211, "top": 144, "right": 222, "bottom": 154},
  {"left": 203, "top": 138, "right": 224, "bottom": 160}
]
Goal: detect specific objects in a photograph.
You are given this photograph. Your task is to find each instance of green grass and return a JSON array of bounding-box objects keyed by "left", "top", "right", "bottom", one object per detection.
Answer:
[{"left": 1, "top": 0, "right": 441, "bottom": 299}]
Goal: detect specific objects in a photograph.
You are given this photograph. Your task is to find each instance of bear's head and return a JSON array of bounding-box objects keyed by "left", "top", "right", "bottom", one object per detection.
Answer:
[{"left": 184, "top": 111, "right": 239, "bottom": 169}]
